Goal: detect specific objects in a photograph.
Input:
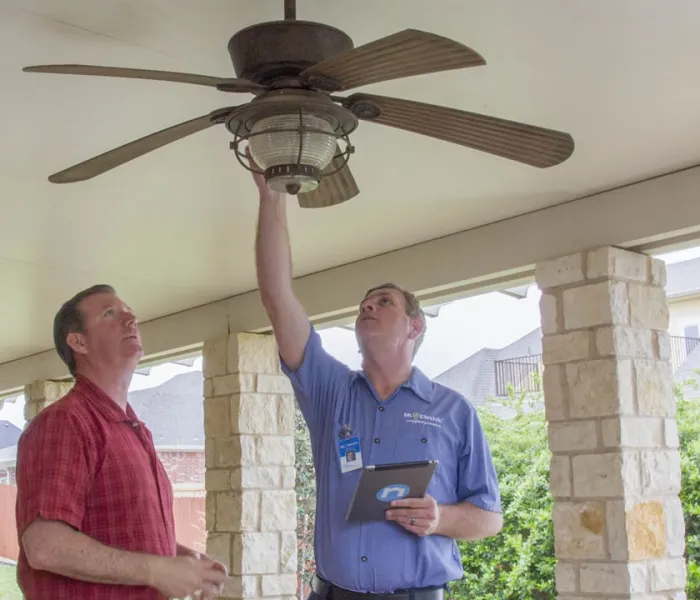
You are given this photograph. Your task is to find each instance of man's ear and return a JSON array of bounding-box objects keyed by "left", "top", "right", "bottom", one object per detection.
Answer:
[
  {"left": 66, "top": 332, "right": 88, "bottom": 356},
  {"left": 408, "top": 317, "right": 424, "bottom": 341}
]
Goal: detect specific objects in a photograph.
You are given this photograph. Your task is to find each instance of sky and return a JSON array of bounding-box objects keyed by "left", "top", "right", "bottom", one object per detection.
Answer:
[{"left": 1, "top": 244, "right": 699, "bottom": 429}]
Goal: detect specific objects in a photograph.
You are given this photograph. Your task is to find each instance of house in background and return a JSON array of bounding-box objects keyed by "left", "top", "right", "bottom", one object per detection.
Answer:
[
  {"left": 0, "top": 421, "right": 21, "bottom": 485},
  {"left": 435, "top": 256, "right": 700, "bottom": 408}
]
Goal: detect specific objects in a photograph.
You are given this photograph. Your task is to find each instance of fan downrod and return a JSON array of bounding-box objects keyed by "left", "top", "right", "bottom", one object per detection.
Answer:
[{"left": 284, "top": 0, "right": 296, "bottom": 20}]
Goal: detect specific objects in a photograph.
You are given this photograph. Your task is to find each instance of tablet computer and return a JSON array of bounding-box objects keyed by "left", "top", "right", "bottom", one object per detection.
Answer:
[{"left": 345, "top": 460, "right": 438, "bottom": 522}]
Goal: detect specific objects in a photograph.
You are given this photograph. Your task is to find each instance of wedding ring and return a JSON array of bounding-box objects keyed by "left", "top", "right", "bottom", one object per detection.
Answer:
[{"left": 409, "top": 517, "right": 415, "bottom": 526}]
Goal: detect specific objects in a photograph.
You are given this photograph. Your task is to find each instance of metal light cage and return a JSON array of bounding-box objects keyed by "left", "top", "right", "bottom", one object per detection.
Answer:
[{"left": 229, "top": 106, "right": 354, "bottom": 179}]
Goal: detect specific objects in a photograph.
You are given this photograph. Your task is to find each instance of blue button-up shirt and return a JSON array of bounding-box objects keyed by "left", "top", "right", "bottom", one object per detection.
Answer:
[{"left": 281, "top": 326, "right": 501, "bottom": 593}]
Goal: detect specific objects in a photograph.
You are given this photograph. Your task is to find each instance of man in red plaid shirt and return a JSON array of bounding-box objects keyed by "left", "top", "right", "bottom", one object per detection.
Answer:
[{"left": 15, "top": 284, "right": 228, "bottom": 600}]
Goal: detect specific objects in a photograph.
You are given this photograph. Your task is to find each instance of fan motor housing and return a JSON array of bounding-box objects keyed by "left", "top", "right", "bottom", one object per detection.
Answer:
[{"left": 228, "top": 21, "right": 354, "bottom": 87}]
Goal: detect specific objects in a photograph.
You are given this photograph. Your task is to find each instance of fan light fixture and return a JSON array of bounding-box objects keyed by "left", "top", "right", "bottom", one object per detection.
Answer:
[{"left": 247, "top": 112, "right": 337, "bottom": 194}]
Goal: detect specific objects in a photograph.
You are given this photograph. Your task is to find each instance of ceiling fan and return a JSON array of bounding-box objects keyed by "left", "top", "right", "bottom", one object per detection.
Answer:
[{"left": 23, "top": 0, "right": 574, "bottom": 208}]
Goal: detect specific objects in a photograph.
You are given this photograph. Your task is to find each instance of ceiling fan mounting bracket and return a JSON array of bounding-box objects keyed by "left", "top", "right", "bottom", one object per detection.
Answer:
[{"left": 227, "top": 21, "right": 354, "bottom": 86}]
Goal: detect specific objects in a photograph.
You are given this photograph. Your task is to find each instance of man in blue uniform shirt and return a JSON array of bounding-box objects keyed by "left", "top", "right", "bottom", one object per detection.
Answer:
[{"left": 251, "top": 170, "right": 503, "bottom": 597}]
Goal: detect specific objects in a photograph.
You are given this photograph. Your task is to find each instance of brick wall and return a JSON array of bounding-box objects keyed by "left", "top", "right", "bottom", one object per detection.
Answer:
[{"left": 157, "top": 450, "right": 205, "bottom": 485}]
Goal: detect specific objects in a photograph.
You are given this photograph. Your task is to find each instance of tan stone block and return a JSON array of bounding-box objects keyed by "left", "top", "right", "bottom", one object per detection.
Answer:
[
  {"left": 232, "top": 394, "right": 278, "bottom": 434},
  {"left": 262, "top": 574, "right": 297, "bottom": 596},
  {"left": 539, "top": 293, "right": 559, "bottom": 335},
  {"left": 214, "top": 374, "right": 256, "bottom": 396},
  {"left": 608, "top": 499, "right": 668, "bottom": 560},
  {"left": 232, "top": 532, "right": 280, "bottom": 574},
  {"left": 203, "top": 378, "right": 214, "bottom": 399},
  {"left": 586, "top": 246, "right": 648, "bottom": 282},
  {"left": 205, "top": 396, "right": 232, "bottom": 438},
  {"left": 629, "top": 284, "right": 669, "bottom": 330},
  {"left": 650, "top": 257, "right": 667, "bottom": 287},
  {"left": 277, "top": 395, "right": 296, "bottom": 435},
  {"left": 279, "top": 532, "right": 298, "bottom": 573},
  {"left": 535, "top": 253, "right": 585, "bottom": 289},
  {"left": 231, "top": 466, "right": 281, "bottom": 489},
  {"left": 206, "top": 469, "right": 231, "bottom": 492},
  {"left": 204, "top": 337, "right": 228, "bottom": 378},
  {"left": 601, "top": 417, "right": 663, "bottom": 449},
  {"left": 636, "top": 360, "right": 674, "bottom": 416},
  {"left": 229, "top": 333, "right": 280, "bottom": 375},
  {"left": 553, "top": 501, "right": 606, "bottom": 559},
  {"left": 664, "top": 496, "right": 686, "bottom": 558},
  {"left": 214, "top": 436, "right": 257, "bottom": 468},
  {"left": 205, "top": 438, "right": 216, "bottom": 469},
  {"left": 222, "top": 575, "right": 259, "bottom": 598},
  {"left": 257, "top": 436, "right": 295, "bottom": 466},
  {"left": 542, "top": 331, "right": 590, "bottom": 365},
  {"left": 257, "top": 375, "right": 293, "bottom": 394},
  {"left": 596, "top": 326, "right": 654, "bottom": 359},
  {"left": 572, "top": 452, "right": 639, "bottom": 497},
  {"left": 656, "top": 331, "right": 672, "bottom": 361},
  {"left": 562, "top": 280, "right": 629, "bottom": 330},
  {"left": 640, "top": 450, "right": 681, "bottom": 495},
  {"left": 649, "top": 558, "right": 687, "bottom": 592},
  {"left": 579, "top": 562, "right": 647, "bottom": 594},
  {"left": 550, "top": 456, "right": 572, "bottom": 497},
  {"left": 217, "top": 490, "right": 260, "bottom": 532},
  {"left": 548, "top": 421, "right": 598, "bottom": 452},
  {"left": 207, "top": 532, "right": 232, "bottom": 570},
  {"left": 206, "top": 492, "right": 217, "bottom": 531},
  {"left": 664, "top": 419, "right": 680, "bottom": 448},
  {"left": 566, "top": 359, "right": 634, "bottom": 418},
  {"left": 543, "top": 365, "right": 568, "bottom": 421},
  {"left": 281, "top": 467, "right": 296, "bottom": 489},
  {"left": 554, "top": 561, "right": 577, "bottom": 593},
  {"left": 261, "top": 490, "right": 297, "bottom": 531}
]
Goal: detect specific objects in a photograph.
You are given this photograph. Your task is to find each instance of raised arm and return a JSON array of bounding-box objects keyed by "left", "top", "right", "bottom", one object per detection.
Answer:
[{"left": 252, "top": 169, "right": 310, "bottom": 370}]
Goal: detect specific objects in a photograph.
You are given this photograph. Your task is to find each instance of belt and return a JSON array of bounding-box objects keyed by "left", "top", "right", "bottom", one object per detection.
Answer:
[{"left": 311, "top": 574, "right": 447, "bottom": 600}]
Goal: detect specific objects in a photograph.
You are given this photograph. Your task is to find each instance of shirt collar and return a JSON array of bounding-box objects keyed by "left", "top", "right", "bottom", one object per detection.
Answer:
[
  {"left": 74, "top": 375, "right": 138, "bottom": 422},
  {"left": 353, "top": 367, "right": 434, "bottom": 403}
]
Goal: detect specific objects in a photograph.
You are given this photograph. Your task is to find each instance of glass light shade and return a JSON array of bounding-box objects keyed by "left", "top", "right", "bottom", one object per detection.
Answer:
[{"left": 248, "top": 113, "right": 337, "bottom": 194}]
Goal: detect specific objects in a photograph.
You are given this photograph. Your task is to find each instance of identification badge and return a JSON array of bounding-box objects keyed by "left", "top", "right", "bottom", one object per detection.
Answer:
[{"left": 338, "top": 435, "right": 363, "bottom": 473}]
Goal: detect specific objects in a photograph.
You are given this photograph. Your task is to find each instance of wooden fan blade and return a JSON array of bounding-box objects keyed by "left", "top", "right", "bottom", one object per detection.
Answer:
[
  {"left": 23, "top": 65, "right": 263, "bottom": 93},
  {"left": 299, "top": 29, "right": 484, "bottom": 92},
  {"left": 298, "top": 153, "right": 359, "bottom": 208},
  {"left": 48, "top": 108, "right": 234, "bottom": 183},
  {"left": 344, "top": 94, "right": 574, "bottom": 168}
]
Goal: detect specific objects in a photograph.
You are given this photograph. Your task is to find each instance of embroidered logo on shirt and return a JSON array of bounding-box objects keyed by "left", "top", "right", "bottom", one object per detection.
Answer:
[{"left": 403, "top": 412, "right": 444, "bottom": 427}]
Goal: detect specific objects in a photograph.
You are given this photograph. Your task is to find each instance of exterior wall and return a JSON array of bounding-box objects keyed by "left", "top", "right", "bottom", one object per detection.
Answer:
[
  {"left": 537, "top": 246, "right": 687, "bottom": 599},
  {"left": 667, "top": 295, "right": 700, "bottom": 338},
  {"left": 157, "top": 450, "right": 205, "bottom": 487}
]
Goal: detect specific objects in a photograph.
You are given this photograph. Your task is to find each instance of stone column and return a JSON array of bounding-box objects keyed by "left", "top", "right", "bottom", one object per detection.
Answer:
[
  {"left": 202, "top": 332, "right": 298, "bottom": 600},
  {"left": 24, "top": 379, "right": 74, "bottom": 421},
  {"left": 536, "top": 246, "right": 687, "bottom": 599}
]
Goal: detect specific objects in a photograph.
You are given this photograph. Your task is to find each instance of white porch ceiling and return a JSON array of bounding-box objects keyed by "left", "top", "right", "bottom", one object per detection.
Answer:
[{"left": 1, "top": 0, "right": 700, "bottom": 366}]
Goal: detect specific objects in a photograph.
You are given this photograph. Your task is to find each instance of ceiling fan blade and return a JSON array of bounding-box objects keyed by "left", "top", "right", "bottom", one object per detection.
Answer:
[
  {"left": 344, "top": 94, "right": 574, "bottom": 168},
  {"left": 47, "top": 108, "right": 235, "bottom": 183},
  {"left": 23, "top": 65, "right": 263, "bottom": 93},
  {"left": 299, "top": 29, "right": 484, "bottom": 92},
  {"left": 298, "top": 151, "right": 359, "bottom": 208}
]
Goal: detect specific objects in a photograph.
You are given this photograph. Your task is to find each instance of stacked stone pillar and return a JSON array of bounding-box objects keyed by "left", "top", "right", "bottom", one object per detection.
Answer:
[
  {"left": 536, "top": 246, "right": 687, "bottom": 599},
  {"left": 24, "top": 379, "right": 74, "bottom": 421},
  {"left": 202, "top": 332, "right": 298, "bottom": 600}
]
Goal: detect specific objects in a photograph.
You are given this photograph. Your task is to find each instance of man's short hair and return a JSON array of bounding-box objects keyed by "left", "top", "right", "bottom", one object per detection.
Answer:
[
  {"left": 54, "top": 284, "right": 116, "bottom": 376},
  {"left": 363, "top": 283, "right": 427, "bottom": 354}
]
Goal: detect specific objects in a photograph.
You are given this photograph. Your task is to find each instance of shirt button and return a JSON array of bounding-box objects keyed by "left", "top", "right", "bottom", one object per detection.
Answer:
[
  {"left": 361, "top": 556, "right": 368, "bottom": 562},
  {"left": 374, "top": 438, "right": 380, "bottom": 444},
  {"left": 378, "top": 406, "right": 385, "bottom": 412},
  {"left": 421, "top": 437, "right": 428, "bottom": 443}
]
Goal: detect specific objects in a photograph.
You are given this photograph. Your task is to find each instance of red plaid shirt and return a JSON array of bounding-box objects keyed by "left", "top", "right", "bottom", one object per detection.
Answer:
[{"left": 15, "top": 376, "right": 177, "bottom": 600}]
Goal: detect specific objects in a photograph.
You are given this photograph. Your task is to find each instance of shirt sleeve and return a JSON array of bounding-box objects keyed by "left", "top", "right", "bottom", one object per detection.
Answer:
[
  {"left": 15, "top": 408, "right": 94, "bottom": 536},
  {"left": 456, "top": 407, "right": 502, "bottom": 513},
  {"left": 280, "top": 324, "right": 353, "bottom": 430}
]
